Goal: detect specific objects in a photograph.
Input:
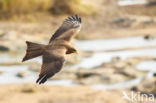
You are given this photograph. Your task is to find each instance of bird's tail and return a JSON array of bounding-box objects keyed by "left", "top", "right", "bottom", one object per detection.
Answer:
[{"left": 22, "top": 41, "right": 46, "bottom": 62}]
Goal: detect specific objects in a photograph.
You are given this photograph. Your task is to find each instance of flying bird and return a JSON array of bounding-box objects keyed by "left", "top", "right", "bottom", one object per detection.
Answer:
[{"left": 22, "top": 15, "right": 82, "bottom": 84}]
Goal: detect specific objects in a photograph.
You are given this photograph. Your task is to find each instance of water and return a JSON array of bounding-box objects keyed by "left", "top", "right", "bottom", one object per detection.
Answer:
[
  {"left": 136, "top": 60, "right": 156, "bottom": 72},
  {"left": 0, "top": 65, "right": 36, "bottom": 84},
  {"left": 75, "top": 36, "right": 156, "bottom": 52},
  {"left": 118, "top": 0, "right": 147, "bottom": 6},
  {"left": 0, "top": 52, "right": 23, "bottom": 63},
  {"left": 0, "top": 52, "right": 42, "bottom": 64}
]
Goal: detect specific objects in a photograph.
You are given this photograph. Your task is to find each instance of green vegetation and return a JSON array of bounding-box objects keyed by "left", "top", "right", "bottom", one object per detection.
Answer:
[
  {"left": 0, "top": 0, "right": 95, "bottom": 19},
  {"left": 51, "top": 0, "right": 96, "bottom": 15},
  {"left": 0, "top": 0, "right": 53, "bottom": 18}
]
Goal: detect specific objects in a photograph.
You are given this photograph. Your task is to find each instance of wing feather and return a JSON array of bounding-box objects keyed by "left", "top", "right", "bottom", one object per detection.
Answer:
[
  {"left": 36, "top": 50, "right": 65, "bottom": 84},
  {"left": 49, "top": 15, "right": 81, "bottom": 43}
]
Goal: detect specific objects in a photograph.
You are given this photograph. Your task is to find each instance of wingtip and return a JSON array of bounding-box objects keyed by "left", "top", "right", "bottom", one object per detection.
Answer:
[
  {"left": 75, "top": 14, "right": 78, "bottom": 20},
  {"left": 36, "top": 75, "right": 48, "bottom": 84},
  {"left": 36, "top": 76, "right": 41, "bottom": 84},
  {"left": 66, "top": 15, "right": 82, "bottom": 24},
  {"left": 79, "top": 17, "right": 82, "bottom": 23},
  {"left": 36, "top": 80, "right": 46, "bottom": 85}
]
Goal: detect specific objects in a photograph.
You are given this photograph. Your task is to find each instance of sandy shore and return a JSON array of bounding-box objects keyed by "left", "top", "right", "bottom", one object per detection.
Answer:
[{"left": 0, "top": 84, "right": 130, "bottom": 103}]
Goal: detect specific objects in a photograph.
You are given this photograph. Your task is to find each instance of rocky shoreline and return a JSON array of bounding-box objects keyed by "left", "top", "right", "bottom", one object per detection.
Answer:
[{"left": 0, "top": 29, "right": 155, "bottom": 95}]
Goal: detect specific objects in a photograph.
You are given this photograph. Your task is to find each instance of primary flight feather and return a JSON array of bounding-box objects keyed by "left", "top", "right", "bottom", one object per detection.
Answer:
[{"left": 22, "top": 15, "right": 82, "bottom": 84}]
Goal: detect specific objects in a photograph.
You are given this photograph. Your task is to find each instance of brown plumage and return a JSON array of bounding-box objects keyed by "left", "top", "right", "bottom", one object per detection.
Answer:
[{"left": 22, "top": 15, "right": 82, "bottom": 84}]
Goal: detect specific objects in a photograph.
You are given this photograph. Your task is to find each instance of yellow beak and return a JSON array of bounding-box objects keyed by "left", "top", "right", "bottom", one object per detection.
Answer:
[{"left": 75, "top": 51, "right": 79, "bottom": 55}]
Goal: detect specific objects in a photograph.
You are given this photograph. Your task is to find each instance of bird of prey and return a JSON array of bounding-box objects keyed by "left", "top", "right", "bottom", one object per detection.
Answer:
[{"left": 22, "top": 15, "right": 82, "bottom": 84}]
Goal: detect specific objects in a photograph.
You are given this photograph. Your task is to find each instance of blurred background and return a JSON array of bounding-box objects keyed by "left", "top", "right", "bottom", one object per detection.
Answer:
[{"left": 0, "top": 0, "right": 156, "bottom": 103}]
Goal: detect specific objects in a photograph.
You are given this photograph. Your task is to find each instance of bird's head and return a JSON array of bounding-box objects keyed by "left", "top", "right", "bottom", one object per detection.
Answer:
[
  {"left": 74, "top": 49, "right": 79, "bottom": 55},
  {"left": 66, "top": 48, "right": 79, "bottom": 55}
]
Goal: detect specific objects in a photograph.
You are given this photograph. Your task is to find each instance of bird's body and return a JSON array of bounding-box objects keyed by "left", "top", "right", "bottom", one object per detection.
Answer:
[{"left": 22, "top": 15, "right": 81, "bottom": 84}]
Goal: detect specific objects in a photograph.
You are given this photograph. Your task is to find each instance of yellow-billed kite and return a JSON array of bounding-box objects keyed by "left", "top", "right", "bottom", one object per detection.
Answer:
[{"left": 22, "top": 15, "right": 81, "bottom": 84}]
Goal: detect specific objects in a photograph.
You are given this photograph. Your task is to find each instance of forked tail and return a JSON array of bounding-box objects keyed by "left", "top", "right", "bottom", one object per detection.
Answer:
[{"left": 22, "top": 41, "right": 46, "bottom": 62}]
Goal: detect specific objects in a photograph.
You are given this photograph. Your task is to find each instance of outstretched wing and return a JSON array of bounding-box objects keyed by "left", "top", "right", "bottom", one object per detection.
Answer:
[
  {"left": 36, "top": 50, "right": 65, "bottom": 84},
  {"left": 49, "top": 15, "right": 82, "bottom": 43}
]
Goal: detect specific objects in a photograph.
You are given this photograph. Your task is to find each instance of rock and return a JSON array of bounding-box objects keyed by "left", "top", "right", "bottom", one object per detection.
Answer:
[
  {"left": 135, "top": 77, "right": 156, "bottom": 94},
  {"left": 147, "top": 0, "right": 156, "bottom": 6},
  {"left": 16, "top": 72, "right": 27, "bottom": 78},
  {"left": 0, "top": 71, "right": 3, "bottom": 75},
  {"left": 21, "top": 88, "right": 36, "bottom": 93},
  {"left": 144, "top": 35, "right": 155, "bottom": 40},
  {"left": 111, "top": 56, "right": 121, "bottom": 63},
  {"left": 76, "top": 71, "right": 98, "bottom": 79},
  {"left": 20, "top": 85, "right": 42, "bottom": 93},
  {"left": 0, "top": 45, "right": 9, "bottom": 52},
  {"left": 113, "top": 61, "right": 126, "bottom": 69},
  {"left": 131, "top": 86, "right": 138, "bottom": 91},
  {"left": 76, "top": 76, "right": 107, "bottom": 85},
  {"left": 126, "top": 58, "right": 140, "bottom": 66},
  {"left": 123, "top": 67, "right": 146, "bottom": 78},
  {"left": 111, "top": 17, "right": 135, "bottom": 28},
  {"left": 115, "top": 70, "right": 136, "bottom": 78}
]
